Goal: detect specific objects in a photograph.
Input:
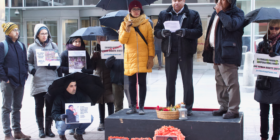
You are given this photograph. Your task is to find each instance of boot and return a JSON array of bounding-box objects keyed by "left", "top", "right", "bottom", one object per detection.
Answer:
[
  {"left": 69, "top": 129, "right": 75, "bottom": 135},
  {"left": 139, "top": 106, "right": 145, "bottom": 115},
  {"left": 45, "top": 116, "right": 55, "bottom": 137},
  {"left": 126, "top": 105, "right": 138, "bottom": 114},
  {"left": 36, "top": 117, "right": 46, "bottom": 138},
  {"left": 97, "top": 123, "right": 105, "bottom": 131},
  {"left": 4, "top": 134, "right": 15, "bottom": 140},
  {"left": 74, "top": 133, "right": 84, "bottom": 140},
  {"left": 59, "top": 135, "right": 67, "bottom": 140},
  {"left": 13, "top": 131, "right": 31, "bottom": 140}
]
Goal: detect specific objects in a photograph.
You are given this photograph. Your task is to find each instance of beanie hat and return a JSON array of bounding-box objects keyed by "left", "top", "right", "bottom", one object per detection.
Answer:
[
  {"left": 36, "top": 26, "right": 49, "bottom": 36},
  {"left": 1, "top": 22, "right": 18, "bottom": 35},
  {"left": 129, "top": 0, "right": 143, "bottom": 12}
]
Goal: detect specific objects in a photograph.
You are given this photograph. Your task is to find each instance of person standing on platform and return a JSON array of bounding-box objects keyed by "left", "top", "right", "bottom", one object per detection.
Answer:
[
  {"left": 154, "top": 0, "right": 202, "bottom": 116},
  {"left": 254, "top": 20, "right": 280, "bottom": 140},
  {"left": 27, "top": 24, "right": 59, "bottom": 138},
  {"left": 1, "top": 22, "right": 31, "bottom": 140},
  {"left": 154, "top": 37, "right": 163, "bottom": 70},
  {"left": 202, "top": 0, "right": 244, "bottom": 119},
  {"left": 119, "top": 0, "right": 155, "bottom": 115}
]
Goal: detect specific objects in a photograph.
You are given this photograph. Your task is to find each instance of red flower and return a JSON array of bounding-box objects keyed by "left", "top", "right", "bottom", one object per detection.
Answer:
[
  {"left": 156, "top": 106, "right": 160, "bottom": 110},
  {"left": 163, "top": 108, "right": 169, "bottom": 111}
]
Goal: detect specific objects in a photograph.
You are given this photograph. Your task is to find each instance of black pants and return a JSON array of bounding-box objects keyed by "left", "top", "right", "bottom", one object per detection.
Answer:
[
  {"left": 165, "top": 53, "right": 194, "bottom": 111},
  {"left": 260, "top": 103, "right": 280, "bottom": 140},
  {"left": 99, "top": 103, "right": 114, "bottom": 124},
  {"left": 129, "top": 73, "right": 147, "bottom": 107},
  {"left": 34, "top": 92, "right": 52, "bottom": 118}
]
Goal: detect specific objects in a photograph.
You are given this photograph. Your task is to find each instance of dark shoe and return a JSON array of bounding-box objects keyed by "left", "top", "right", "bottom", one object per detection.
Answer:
[
  {"left": 187, "top": 110, "right": 193, "bottom": 116},
  {"left": 4, "top": 134, "right": 15, "bottom": 140},
  {"left": 139, "top": 107, "right": 145, "bottom": 115},
  {"left": 223, "top": 112, "right": 239, "bottom": 119},
  {"left": 69, "top": 129, "right": 75, "bottom": 135},
  {"left": 126, "top": 105, "right": 138, "bottom": 114},
  {"left": 59, "top": 135, "right": 67, "bottom": 140},
  {"left": 83, "top": 131, "right": 86, "bottom": 134},
  {"left": 14, "top": 131, "right": 31, "bottom": 140},
  {"left": 97, "top": 123, "right": 105, "bottom": 131},
  {"left": 36, "top": 117, "right": 46, "bottom": 138},
  {"left": 261, "top": 138, "right": 267, "bottom": 140},
  {"left": 45, "top": 116, "right": 55, "bottom": 137},
  {"left": 74, "top": 134, "right": 84, "bottom": 140},
  {"left": 212, "top": 109, "right": 227, "bottom": 116}
]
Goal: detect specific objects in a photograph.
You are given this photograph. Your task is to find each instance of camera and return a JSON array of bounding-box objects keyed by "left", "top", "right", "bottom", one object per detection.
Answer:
[{"left": 14, "top": 10, "right": 20, "bottom": 15}]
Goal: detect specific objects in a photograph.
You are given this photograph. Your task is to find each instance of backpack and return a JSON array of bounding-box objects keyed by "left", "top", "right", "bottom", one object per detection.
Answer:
[{"left": 1, "top": 40, "right": 24, "bottom": 57}]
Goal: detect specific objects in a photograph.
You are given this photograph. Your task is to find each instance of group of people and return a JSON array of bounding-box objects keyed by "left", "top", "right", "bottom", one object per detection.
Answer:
[{"left": 1, "top": 0, "right": 280, "bottom": 140}]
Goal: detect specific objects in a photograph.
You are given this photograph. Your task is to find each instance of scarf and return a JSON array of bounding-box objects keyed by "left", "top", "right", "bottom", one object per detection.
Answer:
[
  {"left": 124, "top": 14, "right": 147, "bottom": 27},
  {"left": 268, "top": 33, "right": 280, "bottom": 47},
  {"left": 66, "top": 44, "right": 85, "bottom": 50}
]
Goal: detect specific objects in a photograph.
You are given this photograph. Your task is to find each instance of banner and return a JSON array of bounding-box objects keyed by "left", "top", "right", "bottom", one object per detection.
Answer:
[
  {"left": 36, "top": 49, "right": 60, "bottom": 66},
  {"left": 253, "top": 53, "right": 280, "bottom": 78},
  {"left": 65, "top": 103, "right": 91, "bottom": 124},
  {"left": 100, "top": 41, "right": 123, "bottom": 59},
  {"left": 68, "top": 50, "right": 87, "bottom": 73}
]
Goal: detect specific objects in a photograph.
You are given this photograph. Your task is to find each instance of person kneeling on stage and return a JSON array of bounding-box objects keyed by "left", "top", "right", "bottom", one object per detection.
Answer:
[{"left": 51, "top": 80, "right": 93, "bottom": 140}]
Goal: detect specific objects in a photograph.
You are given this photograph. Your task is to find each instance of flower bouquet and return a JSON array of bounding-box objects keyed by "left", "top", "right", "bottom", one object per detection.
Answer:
[
  {"left": 108, "top": 136, "right": 129, "bottom": 140},
  {"left": 156, "top": 103, "right": 183, "bottom": 120},
  {"left": 131, "top": 138, "right": 152, "bottom": 140},
  {"left": 153, "top": 126, "right": 185, "bottom": 140}
]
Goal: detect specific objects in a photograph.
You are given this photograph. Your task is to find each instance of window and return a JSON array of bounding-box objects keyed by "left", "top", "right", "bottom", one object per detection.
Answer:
[
  {"left": 84, "top": 0, "right": 99, "bottom": 5},
  {"left": 62, "top": 19, "right": 78, "bottom": 51},
  {"left": 53, "top": 0, "right": 82, "bottom": 6},
  {"left": 11, "top": 0, "right": 23, "bottom": 7},
  {"left": 25, "top": 0, "right": 52, "bottom": 7}
]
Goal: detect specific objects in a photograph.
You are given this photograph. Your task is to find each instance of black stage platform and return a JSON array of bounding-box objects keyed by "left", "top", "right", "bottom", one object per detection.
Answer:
[{"left": 105, "top": 109, "right": 243, "bottom": 140}]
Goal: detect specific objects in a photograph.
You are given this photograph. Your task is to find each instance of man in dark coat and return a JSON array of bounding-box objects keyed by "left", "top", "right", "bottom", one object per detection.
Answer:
[
  {"left": 202, "top": 0, "right": 244, "bottom": 119},
  {"left": 154, "top": 0, "right": 202, "bottom": 115},
  {"left": 0, "top": 22, "right": 31, "bottom": 140},
  {"left": 52, "top": 80, "right": 93, "bottom": 140}
]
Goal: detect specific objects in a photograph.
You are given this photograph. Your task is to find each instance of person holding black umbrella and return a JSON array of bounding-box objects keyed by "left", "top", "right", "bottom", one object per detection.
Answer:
[
  {"left": 254, "top": 19, "right": 280, "bottom": 140},
  {"left": 119, "top": 0, "right": 155, "bottom": 115}
]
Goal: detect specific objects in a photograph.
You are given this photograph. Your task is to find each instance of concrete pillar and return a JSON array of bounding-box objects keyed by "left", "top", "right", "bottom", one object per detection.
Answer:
[
  {"left": 243, "top": 52, "right": 255, "bottom": 86},
  {"left": 0, "top": 0, "right": 5, "bottom": 41}
]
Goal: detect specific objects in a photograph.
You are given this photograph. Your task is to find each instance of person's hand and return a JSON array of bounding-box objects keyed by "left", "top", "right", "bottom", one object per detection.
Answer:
[
  {"left": 6, "top": 80, "right": 9, "bottom": 83},
  {"left": 175, "top": 29, "right": 186, "bottom": 37},
  {"left": 161, "top": 29, "right": 171, "bottom": 38},
  {"left": 45, "top": 64, "right": 57, "bottom": 71},
  {"left": 269, "top": 52, "right": 277, "bottom": 57},
  {"left": 74, "top": 112, "right": 78, "bottom": 116},
  {"left": 215, "top": 0, "right": 223, "bottom": 13},
  {"left": 147, "top": 56, "right": 154, "bottom": 69},
  {"left": 125, "top": 21, "right": 133, "bottom": 32},
  {"left": 31, "top": 69, "right": 36, "bottom": 76},
  {"left": 60, "top": 114, "right": 67, "bottom": 121}
]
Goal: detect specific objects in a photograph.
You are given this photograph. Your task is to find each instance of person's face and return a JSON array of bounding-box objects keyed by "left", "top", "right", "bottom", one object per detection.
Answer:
[
  {"left": 172, "top": 0, "right": 185, "bottom": 12},
  {"left": 69, "top": 106, "right": 74, "bottom": 111},
  {"left": 220, "top": 0, "right": 230, "bottom": 10},
  {"left": 131, "top": 7, "right": 141, "bottom": 18},
  {"left": 72, "top": 38, "right": 81, "bottom": 47},
  {"left": 96, "top": 36, "right": 106, "bottom": 44},
  {"left": 66, "top": 82, "right": 77, "bottom": 95},
  {"left": 37, "top": 29, "right": 48, "bottom": 42},
  {"left": 8, "top": 28, "right": 19, "bottom": 41},
  {"left": 269, "top": 24, "right": 280, "bottom": 36}
]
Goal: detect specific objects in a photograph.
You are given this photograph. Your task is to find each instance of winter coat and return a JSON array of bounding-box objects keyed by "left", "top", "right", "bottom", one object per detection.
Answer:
[
  {"left": 0, "top": 35, "right": 28, "bottom": 87},
  {"left": 52, "top": 90, "right": 89, "bottom": 121},
  {"left": 154, "top": 4, "right": 203, "bottom": 58},
  {"left": 27, "top": 24, "right": 60, "bottom": 96},
  {"left": 105, "top": 56, "right": 124, "bottom": 85},
  {"left": 119, "top": 14, "right": 155, "bottom": 76},
  {"left": 202, "top": 0, "right": 244, "bottom": 66},
  {"left": 254, "top": 37, "right": 280, "bottom": 104},
  {"left": 91, "top": 52, "right": 114, "bottom": 104}
]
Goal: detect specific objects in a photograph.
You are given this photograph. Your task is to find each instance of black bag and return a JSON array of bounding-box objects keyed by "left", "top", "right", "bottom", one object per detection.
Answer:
[
  {"left": 134, "top": 27, "right": 148, "bottom": 45},
  {"left": 256, "top": 76, "right": 271, "bottom": 90}
]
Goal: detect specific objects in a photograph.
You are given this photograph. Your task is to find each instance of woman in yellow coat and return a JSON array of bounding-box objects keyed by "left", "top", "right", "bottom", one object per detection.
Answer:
[{"left": 119, "top": 0, "right": 155, "bottom": 115}]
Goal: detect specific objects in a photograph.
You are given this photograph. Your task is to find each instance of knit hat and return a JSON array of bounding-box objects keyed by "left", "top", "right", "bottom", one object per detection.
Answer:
[
  {"left": 129, "top": 0, "right": 143, "bottom": 12},
  {"left": 36, "top": 26, "right": 49, "bottom": 36},
  {"left": 1, "top": 22, "right": 18, "bottom": 35}
]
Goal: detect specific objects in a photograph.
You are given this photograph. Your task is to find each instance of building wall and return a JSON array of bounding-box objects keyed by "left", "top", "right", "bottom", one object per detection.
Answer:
[{"left": 0, "top": 0, "right": 5, "bottom": 41}]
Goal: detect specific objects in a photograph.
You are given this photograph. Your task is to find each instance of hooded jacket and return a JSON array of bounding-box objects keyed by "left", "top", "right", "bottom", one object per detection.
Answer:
[
  {"left": 119, "top": 14, "right": 155, "bottom": 76},
  {"left": 27, "top": 24, "right": 60, "bottom": 96},
  {"left": 202, "top": 0, "right": 244, "bottom": 66}
]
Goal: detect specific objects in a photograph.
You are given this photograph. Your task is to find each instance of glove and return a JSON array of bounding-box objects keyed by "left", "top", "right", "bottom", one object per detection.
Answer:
[
  {"left": 147, "top": 56, "right": 154, "bottom": 69},
  {"left": 161, "top": 29, "right": 171, "bottom": 38},
  {"left": 45, "top": 64, "right": 57, "bottom": 70},
  {"left": 30, "top": 69, "right": 36, "bottom": 76},
  {"left": 60, "top": 114, "right": 67, "bottom": 121},
  {"left": 269, "top": 52, "right": 277, "bottom": 57},
  {"left": 175, "top": 29, "right": 186, "bottom": 37},
  {"left": 105, "top": 56, "right": 116, "bottom": 68},
  {"left": 81, "top": 67, "right": 93, "bottom": 74}
]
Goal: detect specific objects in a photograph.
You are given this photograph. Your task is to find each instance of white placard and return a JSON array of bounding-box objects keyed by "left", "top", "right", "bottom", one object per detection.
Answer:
[
  {"left": 163, "top": 21, "right": 180, "bottom": 33},
  {"left": 36, "top": 49, "right": 60, "bottom": 66},
  {"left": 100, "top": 41, "right": 123, "bottom": 59},
  {"left": 253, "top": 53, "right": 280, "bottom": 78},
  {"left": 65, "top": 103, "right": 91, "bottom": 124},
  {"left": 68, "top": 50, "right": 86, "bottom": 73}
]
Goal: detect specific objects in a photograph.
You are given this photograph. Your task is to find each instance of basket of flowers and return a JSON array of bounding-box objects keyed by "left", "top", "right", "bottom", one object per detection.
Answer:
[{"left": 156, "top": 104, "right": 182, "bottom": 120}]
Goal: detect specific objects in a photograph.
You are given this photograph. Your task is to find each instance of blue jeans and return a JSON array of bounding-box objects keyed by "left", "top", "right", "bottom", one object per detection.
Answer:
[
  {"left": 155, "top": 50, "right": 162, "bottom": 66},
  {"left": 55, "top": 116, "right": 93, "bottom": 135}
]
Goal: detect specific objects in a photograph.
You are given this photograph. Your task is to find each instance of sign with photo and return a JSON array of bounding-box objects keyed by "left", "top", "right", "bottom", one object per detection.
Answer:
[
  {"left": 65, "top": 103, "right": 91, "bottom": 124},
  {"left": 36, "top": 49, "right": 60, "bottom": 66},
  {"left": 155, "top": 136, "right": 177, "bottom": 140},
  {"left": 253, "top": 53, "right": 280, "bottom": 78},
  {"left": 68, "top": 50, "right": 87, "bottom": 73},
  {"left": 100, "top": 41, "right": 123, "bottom": 59}
]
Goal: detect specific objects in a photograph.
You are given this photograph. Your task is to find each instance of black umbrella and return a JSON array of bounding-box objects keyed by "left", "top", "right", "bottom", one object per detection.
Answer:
[
  {"left": 46, "top": 72, "right": 104, "bottom": 105},
  {"left": 244, "top": 7, "right": 280, "bottom": 27},
  {"left": 96, "top": 0, "right": 157, "bottom": 11},
  {"left": 70, "top": 26, "right": 118, "bottom": 40},
  {"left": 100, "top": 10, "right": 154, "bottom": 30}
]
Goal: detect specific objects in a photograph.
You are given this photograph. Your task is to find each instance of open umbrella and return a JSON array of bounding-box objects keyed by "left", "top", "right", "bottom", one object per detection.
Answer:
[
  {"left": 96, "top": 0, "right": 157, "bottom": 11},
  {"left": 70, "top": 26, "right": 118, "bottom": 40},
  {"left": 46, "top": 72, "right": 104, "bottom": 105},
  {"left": 100, "top": 10, "right": 153, "bottom": 30},
  {"left": 244, "top": 7, "right": 280, "bottom": 27}
]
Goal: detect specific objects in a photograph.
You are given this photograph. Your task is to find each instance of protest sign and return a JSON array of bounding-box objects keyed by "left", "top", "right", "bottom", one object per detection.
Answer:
[
  {"left": 65, "top": 103, "right": 91, "bottom": 124},
  {"left": 36, "top": 49, "right": 60, "bottom": 66},
  {"left": 100, "top": 41, "right": 123, "bottom": 59},
  {"left": 68, "top": 50, "right": 86, "bottom": 73},
  {"left": 253, "top": 53, "right": 280, "bottom": 78}
]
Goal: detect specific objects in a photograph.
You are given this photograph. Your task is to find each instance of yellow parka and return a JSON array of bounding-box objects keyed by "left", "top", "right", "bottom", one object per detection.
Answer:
[{"left": 119, "top": 14, "right": 155, "bottom": 76}]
